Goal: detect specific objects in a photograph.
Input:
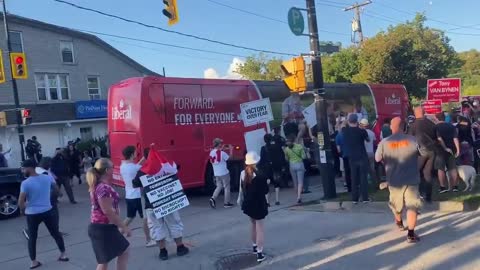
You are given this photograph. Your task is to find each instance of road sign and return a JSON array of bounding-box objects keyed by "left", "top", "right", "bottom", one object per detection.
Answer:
[
  {"left": 422, "top": 99, "right": 442, "bottom": 115},
  {"left": 427, "top": 78, "right": 461, "bottom": 103},
  {"left": 288, "top": 7, "right": 304, "bottom": 36}
]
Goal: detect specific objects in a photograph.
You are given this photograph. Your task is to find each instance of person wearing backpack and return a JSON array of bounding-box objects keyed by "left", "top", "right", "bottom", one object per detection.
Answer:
[{"left": 284, "top": 136, "right": 306, "bottom": 204}]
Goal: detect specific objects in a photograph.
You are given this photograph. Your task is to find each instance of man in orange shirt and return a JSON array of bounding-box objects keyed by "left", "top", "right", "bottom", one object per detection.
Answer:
[{"left": 376, "top": 117, "right": 422, "bottom": 243}]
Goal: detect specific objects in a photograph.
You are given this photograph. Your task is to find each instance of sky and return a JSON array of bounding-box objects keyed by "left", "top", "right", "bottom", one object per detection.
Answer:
[{"left": 6, "top": 0, "right": 480, "bottom": 78}]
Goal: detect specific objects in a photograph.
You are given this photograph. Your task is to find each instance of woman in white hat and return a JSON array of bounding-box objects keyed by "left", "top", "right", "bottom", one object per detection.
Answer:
[{"left": 237, "top": 151, "right": 269, "bottom": 263}]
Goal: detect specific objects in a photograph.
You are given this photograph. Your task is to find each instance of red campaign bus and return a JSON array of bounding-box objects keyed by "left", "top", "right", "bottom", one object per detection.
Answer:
[{"left": 108, "top": 77, "right": 409, "bottom": 191}]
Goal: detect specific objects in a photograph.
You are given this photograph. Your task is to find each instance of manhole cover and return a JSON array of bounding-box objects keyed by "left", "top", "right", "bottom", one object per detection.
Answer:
[{"left": 215, "top": 252, "right": 259, "bottom": 270}]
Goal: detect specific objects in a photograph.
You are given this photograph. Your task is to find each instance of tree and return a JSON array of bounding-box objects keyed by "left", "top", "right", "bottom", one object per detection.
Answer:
[
  {"left": 322, "top": 47, "right": 360, "bottom": 83},
  {"left": 455, "top": 49, "right": 480, "bottom": 96},
  {"left": 353, "top": 14, "right": 458, "bottom": 98},
  {"left": 235, "top": 53, "right": 283, "bottom": 80}
]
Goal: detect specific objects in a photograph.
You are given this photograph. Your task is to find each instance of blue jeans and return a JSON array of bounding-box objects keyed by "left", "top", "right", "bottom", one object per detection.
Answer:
[{"left": 349, "top": 159, "right": 369, "bottom": 202}]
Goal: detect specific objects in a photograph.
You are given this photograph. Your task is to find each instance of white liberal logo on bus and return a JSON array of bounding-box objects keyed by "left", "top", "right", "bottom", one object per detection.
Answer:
[
  {"left": 112, "top": 99, "right": 132, "bottom": 120},
  {"left": 385, "top": 93, "right": 400, "bottom": 105}
]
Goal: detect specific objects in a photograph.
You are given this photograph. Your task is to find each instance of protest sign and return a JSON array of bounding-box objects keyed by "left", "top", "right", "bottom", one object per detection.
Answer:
[
  {"left": 240, "top": 98, "right": 274, "bottom": 127},
  {"left": 422, "top": 99, "right": 442, "bottom": 115},
  {"left": 140, "top": 173, "right": 189, "bottom": 218}
]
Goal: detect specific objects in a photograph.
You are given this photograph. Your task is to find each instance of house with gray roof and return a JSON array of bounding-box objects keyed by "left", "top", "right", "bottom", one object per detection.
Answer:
[{"left": 0, "top": 13, "right": 157, "bottom": 167}]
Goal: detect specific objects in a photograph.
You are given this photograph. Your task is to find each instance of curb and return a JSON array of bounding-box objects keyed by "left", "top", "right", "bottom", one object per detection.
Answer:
[{"left": 292, "top": 200, "right": 480, "bottom": 213}]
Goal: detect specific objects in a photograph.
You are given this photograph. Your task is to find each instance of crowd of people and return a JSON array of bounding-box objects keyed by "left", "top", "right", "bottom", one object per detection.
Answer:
[
  {"left": 15, "top": 95, "right": 480, "bottom": 268},
  {"left": 16, "top": 137, "right": 111, "bottom": 268}
]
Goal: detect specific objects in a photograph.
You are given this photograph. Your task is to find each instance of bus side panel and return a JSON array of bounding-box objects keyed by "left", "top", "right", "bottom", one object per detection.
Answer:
[
  {"left": 201, "top": 84, "right": 250, "bottom": 161},
  {"left": 159, "top": 83, "right": 207, "bottom": 189},
  {"left": 110, "top": 132, "right": 139, "bottom": 187}
]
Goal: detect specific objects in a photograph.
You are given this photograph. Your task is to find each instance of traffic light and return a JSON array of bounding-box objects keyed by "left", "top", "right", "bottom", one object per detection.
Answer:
[
  {"left": 162, "top": 0, "right": 179, "bottom": 26},
  {"left": 0, "top": 112, "right": 6, "bottom": 127},
  {"left": 10, "top": 52, "right": 28, "bottom": 79},
  {"left": 0, "top": 50, "right": 5, "bottom": 84},
  {"left": 21, "top": 108, "right": 32, "bottom": 125},
  {"left": 281, "top": 56, "right": 306, "bottom": 93}
]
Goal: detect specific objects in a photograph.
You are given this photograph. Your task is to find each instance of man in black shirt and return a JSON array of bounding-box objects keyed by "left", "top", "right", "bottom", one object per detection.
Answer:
[
  {"left": 409, "top": 107, "right": 438, "bottom": 202},
  {"left": 51, "top": 148, "right": 76, "bottom": 204},
  {"left": 343, "top": 113, "right": 370, "bottom": 203},
  {"left": 435, "top": 113, "right": 460, "bottom": 192}
]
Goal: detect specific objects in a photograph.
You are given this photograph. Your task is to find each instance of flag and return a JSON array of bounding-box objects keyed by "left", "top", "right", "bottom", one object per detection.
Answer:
[{"left": 141, "top": 149, "right": 177, "bottom": 176}]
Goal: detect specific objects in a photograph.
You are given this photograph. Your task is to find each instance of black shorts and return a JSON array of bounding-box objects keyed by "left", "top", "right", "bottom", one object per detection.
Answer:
[
  {"left": 88, "top": 223, "right": 129, "bottom": 264},
  {"left": 271, "top": 169, "right": 283, "bottom": 188},
  {"left": 126, "top": 198, "right": 143, "bottom": 219},
  {"left": 435, "top": 150, "right": 457, "bottom": 171}
]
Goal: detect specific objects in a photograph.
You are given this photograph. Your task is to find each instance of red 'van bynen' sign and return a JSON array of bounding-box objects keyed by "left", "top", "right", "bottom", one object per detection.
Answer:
[{"left": 427, "top": 78, "right": 461, "bottom": 103}]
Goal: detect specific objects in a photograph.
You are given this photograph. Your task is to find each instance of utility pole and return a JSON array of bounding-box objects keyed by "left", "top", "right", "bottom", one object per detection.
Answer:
[
  {"left": 2, "top": 0, "right": 26, "bottom": 162},
  {"left": 344, "top": 1, "right": 372, "bottom": 44},
  {"left": 306, "top": 0, "right": 336, "bottom": 199}
]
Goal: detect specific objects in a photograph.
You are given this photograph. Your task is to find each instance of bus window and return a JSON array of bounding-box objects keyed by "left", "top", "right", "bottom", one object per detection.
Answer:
[{"left": 325, "top": 84, "right": 377, "bottom": 124}]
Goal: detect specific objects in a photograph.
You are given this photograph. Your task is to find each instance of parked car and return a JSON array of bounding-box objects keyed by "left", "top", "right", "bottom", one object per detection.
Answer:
[{"left": 0, "top": 168, "right": 23, "bottom": 219}]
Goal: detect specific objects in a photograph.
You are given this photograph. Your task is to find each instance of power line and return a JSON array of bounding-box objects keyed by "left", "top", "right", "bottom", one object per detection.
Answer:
[
  {"left": 364, "top": 11, "right": 480, "bottom": 37},
  {"left": 365, "top": 10, "right": 402, "bottom": 24},
  {"left": 317, "top": 0, "right": 349, "bottom": 7},
  {"left": 375, "top": 1, "right": 480, "bottom": 31},
  {"left": 363, "top": 13, "right": 398, "bottom": 24},
  {"left": 77, "top": 29, "right": 249, "bottom": 58},
  {"left": 205, "top": 0, "right": 286, "bottom": 24},
  {"left": 316, "top": 2, "right": 344, "bottom": 9},
  {"left": 444, "top": 31, "right": 480, "bottom": 37},
  {"left": 52, "top": 0, "right": 296, "bottom": 56},
  {"left": 448, "top": 23, "right": 480, "bottom": 32},
  {"left": 207, "top": 0, "right": 350, "bottom": 36},
  {"left": 107, "top": 38, "right": 235, "bottom": 64}
]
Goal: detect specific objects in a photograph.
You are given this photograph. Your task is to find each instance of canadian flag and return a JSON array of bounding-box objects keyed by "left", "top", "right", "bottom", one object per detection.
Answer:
[{"left": 141, "top": 149, "right": 178, "bottom": 176}]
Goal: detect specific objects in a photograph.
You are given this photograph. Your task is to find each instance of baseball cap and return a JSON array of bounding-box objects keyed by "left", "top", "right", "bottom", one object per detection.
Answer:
[
  {"left": 359, "top": 118, "right": 369, "bottom": 126},
  {"left": 213, "top": 138, "right": 223, "bottom": 147},
  {"left": 347, "top": 113, "right": 358, "bottom": 123},
  {"left": 21, "top": 159, "right": 37, "bottom": 168}
]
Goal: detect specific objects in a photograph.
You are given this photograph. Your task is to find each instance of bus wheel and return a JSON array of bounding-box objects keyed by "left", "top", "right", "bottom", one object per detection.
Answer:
[{"left": 203, "top": 164, "right": 215, "bottom": 195}]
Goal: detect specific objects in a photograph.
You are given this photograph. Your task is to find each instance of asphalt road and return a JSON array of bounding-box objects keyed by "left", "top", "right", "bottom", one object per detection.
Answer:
[{"left": 1, "top": 176, "right": 480, "bottom": 270}]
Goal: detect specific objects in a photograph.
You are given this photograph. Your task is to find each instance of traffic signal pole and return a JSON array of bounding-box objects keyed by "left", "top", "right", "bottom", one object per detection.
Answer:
[
  {"left": 2, "top": 0, "right": 26, "bottom": 162},
  {"left": 306, "top": 0, "right": 336, "bottom": 198}
]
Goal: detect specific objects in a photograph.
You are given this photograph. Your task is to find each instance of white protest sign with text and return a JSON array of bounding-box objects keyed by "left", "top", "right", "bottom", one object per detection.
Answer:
[
  {"left": 240, "top": 98, "right": 274, "bottom": 127},
  {"left": 139, "top": 173, "right": 189, "bottom": 219}
]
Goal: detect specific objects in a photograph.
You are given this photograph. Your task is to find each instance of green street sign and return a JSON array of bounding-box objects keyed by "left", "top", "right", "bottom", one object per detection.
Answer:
[{"left": 288, "top": 7, "right": 304, "bottom": 36}]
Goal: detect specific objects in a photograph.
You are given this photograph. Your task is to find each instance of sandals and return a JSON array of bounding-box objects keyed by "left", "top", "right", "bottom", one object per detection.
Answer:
[{"left": 29, "top": 256, "right": 68, "bottom": 269}]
